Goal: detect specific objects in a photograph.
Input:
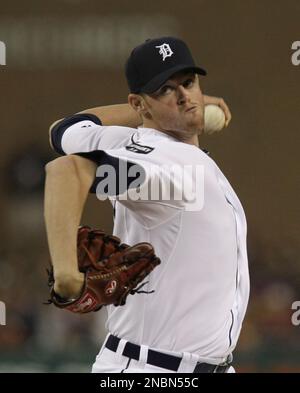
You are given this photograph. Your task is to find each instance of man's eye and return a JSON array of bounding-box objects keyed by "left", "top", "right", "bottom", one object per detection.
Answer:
[
  {"left": 183, "top": 78, "right": 194, "bottom": 88},
  {"left": 160, "top": 85, "right": 173, "bottom": 95}
]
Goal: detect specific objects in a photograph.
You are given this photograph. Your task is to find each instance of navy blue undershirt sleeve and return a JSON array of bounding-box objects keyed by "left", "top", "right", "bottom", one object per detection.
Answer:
[{"left": 75, "top": 151, "right": 145, "bottom": 195}]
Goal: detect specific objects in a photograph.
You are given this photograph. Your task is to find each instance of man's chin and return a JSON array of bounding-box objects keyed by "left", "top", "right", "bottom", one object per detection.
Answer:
[{"left": 187, "top": 121, "right": 204, "bottom": 135}]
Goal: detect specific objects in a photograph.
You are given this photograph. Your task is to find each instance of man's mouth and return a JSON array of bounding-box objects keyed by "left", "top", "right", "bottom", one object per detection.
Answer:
[{"left": 185, "top": 106, "right": 198, "bottom": 113}]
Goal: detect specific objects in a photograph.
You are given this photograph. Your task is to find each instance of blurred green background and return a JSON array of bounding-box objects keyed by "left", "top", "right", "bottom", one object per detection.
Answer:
[{"left": 0, "top": 0, "right": 299, "bottom": 372}]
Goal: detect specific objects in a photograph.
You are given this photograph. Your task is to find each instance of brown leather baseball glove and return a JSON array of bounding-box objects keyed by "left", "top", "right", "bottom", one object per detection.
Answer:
[{"left": 46, "top": 226, "right": 161, "bottom": 313}]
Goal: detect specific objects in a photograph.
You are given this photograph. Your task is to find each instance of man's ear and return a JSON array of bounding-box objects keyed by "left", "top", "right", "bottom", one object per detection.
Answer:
[{"left": 128, "top": 94, "right": 147, "bottom": 115}]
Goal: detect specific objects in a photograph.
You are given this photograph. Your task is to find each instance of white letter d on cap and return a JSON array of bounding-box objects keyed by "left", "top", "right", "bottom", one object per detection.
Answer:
[{"left": 0, "top": 41, "right": 6, "bottom": 65}]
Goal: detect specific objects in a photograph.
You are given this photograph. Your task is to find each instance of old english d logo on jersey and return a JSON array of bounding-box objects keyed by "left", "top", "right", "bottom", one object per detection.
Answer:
[{"left": 155, "top": 43, "right": 174, "bottom": 61}]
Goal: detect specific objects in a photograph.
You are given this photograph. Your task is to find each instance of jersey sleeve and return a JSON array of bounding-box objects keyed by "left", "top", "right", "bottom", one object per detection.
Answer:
[{"left": 50, "top": 113, "right": 134, "bottom": 155}]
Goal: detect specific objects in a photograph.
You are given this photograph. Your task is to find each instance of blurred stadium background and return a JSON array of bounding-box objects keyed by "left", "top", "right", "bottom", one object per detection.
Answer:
[{"left": 0, "top": 0, "right": 299, "bottom": 372}]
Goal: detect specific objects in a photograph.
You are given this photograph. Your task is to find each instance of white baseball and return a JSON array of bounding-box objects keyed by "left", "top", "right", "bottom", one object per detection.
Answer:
[{"left": 204, "top": 104, "right": 226, "bottom": 135}]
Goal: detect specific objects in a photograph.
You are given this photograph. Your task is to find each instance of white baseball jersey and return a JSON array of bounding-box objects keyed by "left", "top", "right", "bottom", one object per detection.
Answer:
[{"left": 51, "top": 114, "right": 250, "bottom": 364}]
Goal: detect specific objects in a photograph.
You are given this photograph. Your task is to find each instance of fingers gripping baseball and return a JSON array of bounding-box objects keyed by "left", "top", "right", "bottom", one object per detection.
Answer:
[
  {"left": 203, "top": 95, "right": 232, "bottom": 134},
  {"left": 204, "top": 104, "right": 226, "bottom": 134}
]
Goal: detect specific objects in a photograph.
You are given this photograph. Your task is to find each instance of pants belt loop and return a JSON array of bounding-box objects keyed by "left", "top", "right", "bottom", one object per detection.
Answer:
[
  {"left": 177, "top": 352, "right": 198, "bottom": 373},
  {"left": 117, "top": 339, "right": 127, "bottom": 363},
  {"left": 139, "top": 345, "right": 148, "bottom": 368},
  {"left": 189, "top": 353, "right": 201, "bottom": 373}
]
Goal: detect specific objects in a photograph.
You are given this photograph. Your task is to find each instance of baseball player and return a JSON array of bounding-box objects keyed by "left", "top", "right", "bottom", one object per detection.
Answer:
[{"left": 44, "top": 36, "right": 250, "bottom": 373}]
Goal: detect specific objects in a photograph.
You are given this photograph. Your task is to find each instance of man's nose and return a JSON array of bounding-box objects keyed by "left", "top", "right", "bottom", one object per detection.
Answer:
[{"left": 177, "top": 86, "right": 190, "bottom": 105}]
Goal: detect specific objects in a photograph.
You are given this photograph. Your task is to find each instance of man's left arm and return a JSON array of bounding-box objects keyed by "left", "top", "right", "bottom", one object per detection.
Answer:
[{"left": 44, "top": 155, "right": 97, "bottom": 299}]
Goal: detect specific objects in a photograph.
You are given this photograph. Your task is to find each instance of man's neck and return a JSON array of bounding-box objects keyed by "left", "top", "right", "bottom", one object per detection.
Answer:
[
  {"left": 142, "top": 122, "right": 200, "bottom": 147},
  {"left": 188, "top": 134, "right": 200, "bottom": 147}
]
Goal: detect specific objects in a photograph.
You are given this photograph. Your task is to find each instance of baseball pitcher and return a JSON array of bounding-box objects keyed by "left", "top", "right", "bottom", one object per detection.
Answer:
[{"left": 44, "top": 37, "right": 250, "bottom": 373}]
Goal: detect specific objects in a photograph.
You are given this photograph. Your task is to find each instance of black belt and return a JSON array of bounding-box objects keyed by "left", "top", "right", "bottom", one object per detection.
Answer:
[{"left": 105, "top": 334, "right": 231, "bottom": 373}]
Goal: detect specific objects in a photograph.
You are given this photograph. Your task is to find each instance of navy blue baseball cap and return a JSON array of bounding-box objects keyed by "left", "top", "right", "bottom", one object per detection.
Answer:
[{"left": 125, "top": 36, "right": 207, "bottom": 94}]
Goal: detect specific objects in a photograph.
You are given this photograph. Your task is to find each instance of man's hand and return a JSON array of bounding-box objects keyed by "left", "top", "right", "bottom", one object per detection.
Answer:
[
  {"left": 203, "top": 95, "right": 232, "bottom": 127},
  {"left": 54, "top": 271, "right": 85, "bottom": 300}
]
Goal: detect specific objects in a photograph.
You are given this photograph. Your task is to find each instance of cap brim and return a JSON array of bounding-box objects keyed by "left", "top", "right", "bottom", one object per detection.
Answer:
[{"left": 140, "top": 65, "right": 207, "bottom": 94}]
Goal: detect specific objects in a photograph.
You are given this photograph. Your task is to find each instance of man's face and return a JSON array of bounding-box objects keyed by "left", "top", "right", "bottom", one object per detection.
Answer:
[{"left": 142, "top": 72, "right": 205, "bottom": 139}]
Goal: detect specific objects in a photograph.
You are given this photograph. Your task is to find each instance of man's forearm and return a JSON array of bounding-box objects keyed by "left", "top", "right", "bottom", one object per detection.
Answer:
[{"left": 44, "top": 155, "right": 97, "bottom": 298}]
